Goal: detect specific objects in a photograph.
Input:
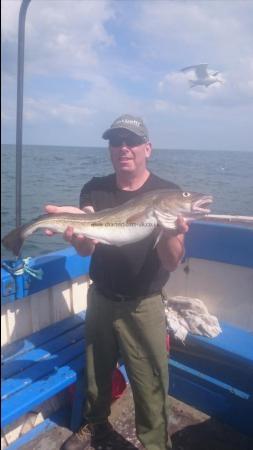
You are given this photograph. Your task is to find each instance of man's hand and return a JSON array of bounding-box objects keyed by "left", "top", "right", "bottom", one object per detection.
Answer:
[
  {"left": 156, "top": 216, "right": 189, "bottom": 271},
  {"left": 175, "top": 216, "right": 189, "bottom": 235},
  {"left": 44, "top": 204, "right": 98, "bottom": 256}
]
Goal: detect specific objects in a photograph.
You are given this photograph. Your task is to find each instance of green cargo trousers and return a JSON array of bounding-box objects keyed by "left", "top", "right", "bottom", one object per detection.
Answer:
[{"left": 84, "top": 284, "right": 172, "bottom": 450}]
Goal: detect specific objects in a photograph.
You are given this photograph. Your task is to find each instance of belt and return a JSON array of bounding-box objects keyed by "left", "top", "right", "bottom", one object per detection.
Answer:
[{"left": 97, "top": 286, "right": 159, "bottom": 303}]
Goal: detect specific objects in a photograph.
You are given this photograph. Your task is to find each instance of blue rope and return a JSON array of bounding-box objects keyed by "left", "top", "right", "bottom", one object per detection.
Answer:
[{"left": 2, "top": 258, "right": 43, "bottom": 280}]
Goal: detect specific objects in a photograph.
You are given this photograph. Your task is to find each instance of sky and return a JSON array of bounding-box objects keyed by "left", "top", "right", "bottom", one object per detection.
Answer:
[{"left": 1, "top": 0, "right": 253, "bottom": 151}]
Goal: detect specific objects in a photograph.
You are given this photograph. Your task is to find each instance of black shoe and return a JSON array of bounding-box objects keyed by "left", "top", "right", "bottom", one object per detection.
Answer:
[
  {"left": 98, "top": 430, "right": 141, "bottom": 449},
  {"left": 60, "top": 421, "right": 114, "bottom": 450}
]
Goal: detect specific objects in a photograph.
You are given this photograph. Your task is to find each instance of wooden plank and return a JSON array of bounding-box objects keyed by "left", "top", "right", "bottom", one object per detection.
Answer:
[
  {"left": 51, "top": 281, "right": 73, "bottom": 322},
  {"left": 2, "top": 339, "right": 85, "bottom": 400},
  {"left": 5, "top": 304, "right": 18, "bottom": 343},
  {"left": 171, "top": 322, "right": 253, "bottom": 393},
  {"left": 169, "top": 359, "right": 253, "bottom": 436},
  {"left": 185, "top": 259, "right": 253, "bottom": 329},
  {"left": 4, "top": 298, "right": 33, "bottom": 344},
  {"left": 24, "top": 249, "right": 90, "bottom": 298},
  {"left": 2, "top": 312, "right": 85, "bottom": 361},
  {"left": 1, "top": 304, "right": 10, "bottom": 346},
  {"left": 4, "top": 409, "right": 69, "bottom": 450},
  {"left": 71, "top": 276, "right": 89, "bottom": 313},
  {"left": 30, "top": 290, "right": 52, "bottom": 332},
  {"left": 186, "top": 222, "right": 253, "bottom": 268},
  {"left": 1, "top": 354, "right": 84, "bottom": 427},
  {"left": 2, "top": 324, "right": 85, "bottom": 379},
  {"left": 166, "top": 258, "right": 253, "bottom": 331}
]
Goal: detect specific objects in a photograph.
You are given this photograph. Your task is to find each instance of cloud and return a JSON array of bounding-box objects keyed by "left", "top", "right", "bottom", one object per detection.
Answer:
[
  {"left": 1, "top": 0, "right": 20, "bottom": 40},
  {"left": 2, "top": 0, "right": 253, "bottom": 149},
  {"left": 135, "top": 1, "right": 253, "bottom": 109},
  {"left": 1, "top": 0, "right": 145, "bottom": 121},
  {"left": 154, "top": 100, "right": 171, "bottom": 112},
  {"left": 158, "top": 72, "right": 188, "bottom": 94},
  {"left": 1, "top": 0, "right": 119, "bottom": 130},
  {"left": 24, "top": 97, "right": 94, "bottom": 125},
  {"left": 135, "top": 1, "right": 253, "bottom": 61},
  {"left": 2, "top": 0, "right": 115, "bottom": 79}
]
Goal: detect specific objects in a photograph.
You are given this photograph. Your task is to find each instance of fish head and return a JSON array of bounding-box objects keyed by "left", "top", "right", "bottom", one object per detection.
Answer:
[{"left": 154, "top": 190, "right": 213, "bottom": 223}]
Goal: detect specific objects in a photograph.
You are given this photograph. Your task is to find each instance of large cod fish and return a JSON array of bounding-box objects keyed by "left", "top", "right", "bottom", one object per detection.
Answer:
[{"left": 2, "top": 189, "right": 212, "bottom": 256}]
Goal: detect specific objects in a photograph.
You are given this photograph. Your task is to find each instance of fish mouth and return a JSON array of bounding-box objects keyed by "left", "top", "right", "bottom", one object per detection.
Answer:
[{"left": 193, "top": 196, "right": 213, "bottom": 213}]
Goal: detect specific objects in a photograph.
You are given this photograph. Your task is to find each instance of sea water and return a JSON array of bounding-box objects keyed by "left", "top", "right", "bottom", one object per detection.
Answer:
[{"left": 1, "top": 144, "right": 253, "bottom": 258}]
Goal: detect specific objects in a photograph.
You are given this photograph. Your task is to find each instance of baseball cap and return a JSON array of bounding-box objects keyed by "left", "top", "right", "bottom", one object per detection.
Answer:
[{"left": 102, "top": 114, "right": 149, "bottom": 140}]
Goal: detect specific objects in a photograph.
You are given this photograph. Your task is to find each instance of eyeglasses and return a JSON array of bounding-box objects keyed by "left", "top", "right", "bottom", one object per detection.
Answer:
[{"left": 109, "top": 135, "right": 146, "bottom": 148}]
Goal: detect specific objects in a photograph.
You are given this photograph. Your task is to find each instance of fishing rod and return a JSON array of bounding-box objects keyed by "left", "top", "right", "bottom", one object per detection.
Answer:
[{"left": 203, "top": 214, "right": 253, "bottom": 224}]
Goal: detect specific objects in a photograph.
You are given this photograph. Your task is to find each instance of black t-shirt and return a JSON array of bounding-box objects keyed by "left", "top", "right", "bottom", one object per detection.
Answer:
[{"left": 79, "top": 172, "right": 180, "bottom": 298}]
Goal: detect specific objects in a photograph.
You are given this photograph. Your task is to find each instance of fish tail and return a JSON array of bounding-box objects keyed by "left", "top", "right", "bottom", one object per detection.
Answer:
[{"left": 2, "top": 226, "right": 25, "bottom": 256}]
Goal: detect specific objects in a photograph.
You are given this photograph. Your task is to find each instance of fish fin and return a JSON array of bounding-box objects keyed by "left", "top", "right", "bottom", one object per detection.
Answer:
[
  {"left": 153, "top": 228, "right": 164, "bottom": 249},
  {"left": 2, "top": 226, "right": 25, "bottom": 256},
  {"left": 154, "top": 210, "right": 177, "bottom": 229}
]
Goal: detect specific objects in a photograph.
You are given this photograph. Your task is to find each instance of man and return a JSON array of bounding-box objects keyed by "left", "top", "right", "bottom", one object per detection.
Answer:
[{"left": 47, "top": 114, "right": 188, "bottom": 450}]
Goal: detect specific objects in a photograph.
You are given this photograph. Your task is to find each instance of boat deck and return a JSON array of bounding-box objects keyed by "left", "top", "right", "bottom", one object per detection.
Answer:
[{"left": 18, "top": 386, "right": 252, "bottom": 450}]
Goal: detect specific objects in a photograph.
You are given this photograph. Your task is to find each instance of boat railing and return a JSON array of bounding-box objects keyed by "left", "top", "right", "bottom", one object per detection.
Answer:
[{"left": 1, "top": 249, "right": 91, "bottom": 346}]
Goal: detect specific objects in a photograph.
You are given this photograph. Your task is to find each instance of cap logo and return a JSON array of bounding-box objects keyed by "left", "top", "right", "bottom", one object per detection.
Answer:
[{"left": 115, "top": 119, "right": 141, "bottom": 127}]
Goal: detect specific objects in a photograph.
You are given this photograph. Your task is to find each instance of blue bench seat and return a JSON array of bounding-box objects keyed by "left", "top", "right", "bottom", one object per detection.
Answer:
[
  {"left": 2, "top": 313, "right": 253, "bottom": 441},
  {"left": 1, "top": 312, "right": 86, "bottom": 431},
  {"left": 169, "top": 321, "right": 253, "bottom": 436}
]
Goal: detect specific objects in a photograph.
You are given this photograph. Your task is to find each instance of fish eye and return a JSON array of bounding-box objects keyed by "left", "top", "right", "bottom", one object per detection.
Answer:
[{"left": 182, "top": 192, "right": 191, "bottom": 198}]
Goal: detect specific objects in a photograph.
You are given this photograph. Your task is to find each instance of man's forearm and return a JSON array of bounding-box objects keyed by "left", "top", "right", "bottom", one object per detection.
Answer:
[{"left": 157, "top": 231, "right": 185, "bottom": 272}]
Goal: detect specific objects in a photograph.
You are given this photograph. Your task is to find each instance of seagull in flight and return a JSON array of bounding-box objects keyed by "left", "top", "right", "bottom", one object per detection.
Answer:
[{"left": 181, "top": 63, "right": 222, "bottom": 88}]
